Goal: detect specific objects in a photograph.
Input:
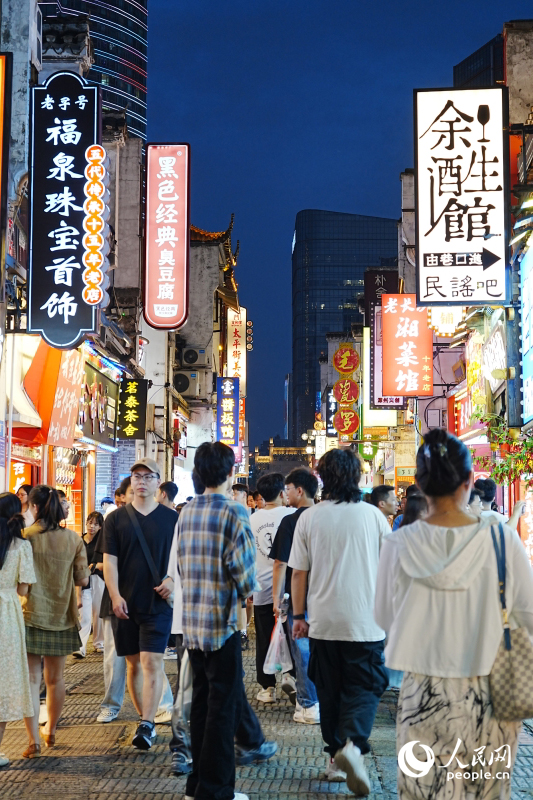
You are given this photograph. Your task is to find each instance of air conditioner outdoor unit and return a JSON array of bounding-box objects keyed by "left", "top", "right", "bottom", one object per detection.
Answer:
[
  {"left": 179, "top": 347, "right": 210, "bottom": 368},
  {"left": 173, "top": 369, "right": 211, "bottom": 400}
]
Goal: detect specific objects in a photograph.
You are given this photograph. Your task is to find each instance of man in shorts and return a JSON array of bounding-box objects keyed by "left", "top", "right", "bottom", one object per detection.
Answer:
[{"left": 103, "top": 457, "right": 176, "bottom": 750}]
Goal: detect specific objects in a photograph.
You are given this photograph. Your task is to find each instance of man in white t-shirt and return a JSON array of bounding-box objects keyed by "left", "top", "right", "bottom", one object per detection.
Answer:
[
  {"left": 289, "top": 449, "right": 390, "bottom": 794},
  {"left": 251, "top": 473, "right": 293, "bottom": 703}
]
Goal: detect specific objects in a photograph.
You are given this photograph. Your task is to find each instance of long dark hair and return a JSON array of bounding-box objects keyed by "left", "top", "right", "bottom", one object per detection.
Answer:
[
  {"left": 28, "top": 485, "right": 65, "bottom": 532},
  {"left": 415, "top": 429, "right": 472, "bottom": 498},
  {"left": 400, "top": 494, "right": 428, "bottom": 527},
  {"left": 317, "top": 448, "right": 362, "bottom": 503},
  {"left": 0, "top": 493, "right": 25, "bottom": 570}
]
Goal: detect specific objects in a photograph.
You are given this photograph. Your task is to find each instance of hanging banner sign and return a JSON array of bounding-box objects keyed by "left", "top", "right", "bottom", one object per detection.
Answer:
[
  {"left": 144, "top": 143, "right": 190, "bottom": 330},
  {"left": 333, "top": 378, "right": 359, "bottom": 406},
  {"left": 117, "top": 378, "right": 148, "bottom": 439},
  {"left": 333, "top": 344, "right": 360, "bottom": 375},
  {"left": 415, "top": 87, "right": 509, "bottom": 306},
  {"left": 48, "top": 349, "right": 85, "bottom": 447},
  {"left": 29, "top": 71, "right": 109, "bottom": 348},
  {"left": 227, "top": 306, "right": 247, "bottom": 397},
  {"left": 333, "top": 408, "right": 360, "bottom": 435},
  {"left": 0, "top": 54, "right": 12, "bottom": 258},
  {"left": 382, "top": 294, "right": 434, "bottom": 397},
  {"left": 370, "top": 302, "right": 406, "bottom": 409},
  {"left": 427, "top": 305, "right": 466, "bottom": 337},
  {"left": 364, "top": 268, "right": 398, "bottom": 322},
  {"left": 78, "top": 362, "right": 118, "bottom": 447},
  {"left": 216, "top": 377, "right": 239, "bottom": 448}
]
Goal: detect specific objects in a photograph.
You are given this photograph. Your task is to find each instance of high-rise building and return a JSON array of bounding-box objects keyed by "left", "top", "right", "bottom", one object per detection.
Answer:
[
  {"left": 453, "top": 34, "right": 504, "bottom": 88},
  {"left": 291, "top": 209, "right": 397, "bottom": 441},
  {"left": 40, "top": 0, "right": 148, "bottom": 140}
]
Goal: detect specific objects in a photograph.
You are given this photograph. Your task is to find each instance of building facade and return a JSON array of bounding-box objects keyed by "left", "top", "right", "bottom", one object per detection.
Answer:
[
  {"left": 40, "top": 0, "right": 148, "bottom": 140},
  {"left": 291, "top": 209, "right": 397, "bottom": 441}
]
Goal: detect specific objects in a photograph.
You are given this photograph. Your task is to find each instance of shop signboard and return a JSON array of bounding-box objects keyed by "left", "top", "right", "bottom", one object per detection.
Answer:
[
  {"left": 144, "top": 143, "right": 190, "bottom": 330},
  {"left": 48, "top": 349, "right": 85, "bottom": 448},
  {"left": 370, "top": 302, "right": 406, "bottom": 409},
  {"left": 332, "top": 344, "right": 359, "bottom": 375},
  {"left": 521, "top": 245, "right": 533, "bottom": 425},
  {"left": 333, "top": 408, "right": 360, "bottom": 436},
  {"left": 363, "top": 268, "right": 398, "bottom": 321},
  {"left": 227, "top": 307, "right": 247, "bottom": 397},
  {"left": 117, "top": 378, "right": 148, "bottom": 439},
  {"left": 29, "top": 71, "right": 110, "bottom": 348},
  {"left": 482, "top": 322, "right": 506, "bottom": 395},
  {"left": 381, "top": 294, "right": 434, "bottom": 397},
  {"left": 216, "top": 377, "right": 239, "bottom": 448},
  {"left": 0, "top": 54, "right": 12, "bottom": 260},
  {"left": 395, "top": 466, "right": 416, "bottom": 486},
  {"left": 78, "top": 362, "right": 118, "bottom": 447},
  {"left": 9, "top": 461, "right": 31, "bottom": 494},
  {"left": 415, "top": 87, "right": 509, "bottom": 306}
]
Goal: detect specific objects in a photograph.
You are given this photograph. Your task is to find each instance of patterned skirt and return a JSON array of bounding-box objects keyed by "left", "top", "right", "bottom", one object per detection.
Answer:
[
  {"left": 397, "top": 672, "right": 521, "bottom": 800},
  {"left": 25, "top": 625, "right": 81, "bottom": 656}
]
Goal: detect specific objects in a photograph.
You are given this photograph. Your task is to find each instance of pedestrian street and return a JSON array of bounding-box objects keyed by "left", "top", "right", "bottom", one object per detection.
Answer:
[{"left": 0, "top": 628, "right": 532, "bottom": 800}]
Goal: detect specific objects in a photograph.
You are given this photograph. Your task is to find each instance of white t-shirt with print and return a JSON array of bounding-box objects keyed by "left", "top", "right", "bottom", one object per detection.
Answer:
[
  {"left": 289, "top": 500, "right": 389, "bottom": 642},
  {"left": 252, "top": 506, "right": 293, "bottom": 606}
]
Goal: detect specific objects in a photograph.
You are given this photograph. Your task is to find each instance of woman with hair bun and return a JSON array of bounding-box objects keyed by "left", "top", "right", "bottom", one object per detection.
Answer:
[
  {"left": 0, "top": 492, "right": 36, "bottom": 768},
  {"left": 375, "top": 428, "right": 533, "bottom": 799},
  {"left": 22, "top": 485, "right": 89, "bottom": 758}
]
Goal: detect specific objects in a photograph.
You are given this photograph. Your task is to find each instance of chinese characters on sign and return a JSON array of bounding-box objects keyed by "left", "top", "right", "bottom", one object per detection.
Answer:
[
  {"left": 48, "top": 349, "right": 84, "bottom": 447},
  {"left": 29, "top": 71, "right": 107, "bottom": 348},
  {"left": 216, "top": 377, "right": 239, "bottom": 448},
  {"left": 332, "top": 343, "right": 360, "bottom": 437},
  {"left": 117, "top": 378, "right": 148, "bottom": 439},
  {"left": 227, "top": 307, "right": 247, "bottom": 397},
  {"left": 9, "top": 461, "right": 32, "bottom": 494},
  {"left": 427, "top": 305, "right": 465, "bottom": 337},
  {"left": 415, "top": 87, "right": 509, "bottom": 305},
  {"left": 381, "top": 294, "right": 434, "bottom": 397},
  {"left": 370, "top": 303, "right": 406, "bottom": 409},
  {"left": 521, "top": 246, "right": 533, "bottom": 424},
  {"left": 363, "top": 269, "right": 398, "bottom": 321},
  {"left": 144, "top": 143, "right": 190, "bottom": 329},
  {"left": 332, "top": 345, "right": 360, "bottom": 375}
]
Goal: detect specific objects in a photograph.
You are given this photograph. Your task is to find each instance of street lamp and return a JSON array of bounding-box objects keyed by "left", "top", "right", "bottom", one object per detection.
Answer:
[{"left": 301, "top": 433, "right": 308, "bottom": 441}]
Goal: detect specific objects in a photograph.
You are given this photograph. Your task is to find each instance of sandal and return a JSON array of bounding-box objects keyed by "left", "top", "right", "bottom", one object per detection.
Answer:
[{"left": 22, "top": 743, "right": 41, "bottom": 759}]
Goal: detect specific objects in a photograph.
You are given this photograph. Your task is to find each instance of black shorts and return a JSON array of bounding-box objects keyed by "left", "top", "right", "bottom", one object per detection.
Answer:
[{"left": 111, "top": 608, "right": 172, "bottom": 657}]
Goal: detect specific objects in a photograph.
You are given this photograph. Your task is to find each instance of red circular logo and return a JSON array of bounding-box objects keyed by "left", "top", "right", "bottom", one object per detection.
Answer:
[
  {"left": 333, "top": 409, "right": 360, "bottom": 435},
  {"left": 333, "top": 378, "right": 359, "bottom": 406},
  {"left": 333, "top": 347, "right": 360, "bottom": 375}
]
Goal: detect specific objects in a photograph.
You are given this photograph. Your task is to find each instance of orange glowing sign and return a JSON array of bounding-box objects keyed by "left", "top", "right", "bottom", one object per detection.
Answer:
[
  {"left": 381, "top": 294, "right": 433, "bottom": 397},
  {"left": 333, "top": 378, "right": 359, "bottom": 406},
  {"left": 333, "top": 346, "right": 360, "bottom": 375},
  {"left": 144, "top": 143, "right": 190, "bottom": 329},
  {"left": 333, "top": 408, "right": 360, "bottom": 435}
]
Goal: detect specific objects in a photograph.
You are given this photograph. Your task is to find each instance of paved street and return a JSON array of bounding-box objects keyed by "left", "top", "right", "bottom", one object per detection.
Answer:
[{"left": 1, "top": 629, "right": 533, "bottom": 800}]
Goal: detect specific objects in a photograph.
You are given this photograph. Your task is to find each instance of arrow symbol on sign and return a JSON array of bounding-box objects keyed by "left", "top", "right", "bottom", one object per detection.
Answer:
[{"left": 481, "top": 248, "right": 500, "bottom": 271}]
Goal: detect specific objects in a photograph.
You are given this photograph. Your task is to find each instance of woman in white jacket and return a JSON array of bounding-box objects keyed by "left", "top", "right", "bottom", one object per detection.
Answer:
[{"left": 375, "top": 428, "right": 533, "bottom": 800}]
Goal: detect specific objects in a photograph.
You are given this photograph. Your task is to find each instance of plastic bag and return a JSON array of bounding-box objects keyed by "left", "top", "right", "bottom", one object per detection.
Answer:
[{"left": 263, "top": 616, "right": 293, "bottom": 674}]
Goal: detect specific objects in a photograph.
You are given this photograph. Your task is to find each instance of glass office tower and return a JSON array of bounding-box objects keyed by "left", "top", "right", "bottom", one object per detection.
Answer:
[
  {"left": 41, "top": 0, "right": 148, "bottom": 140},
  {"left": 291, "top": 209, "right": 397, "bottom": 441},
  {"left": 453, "top": 35, "right": 504, "bottom": 88}
]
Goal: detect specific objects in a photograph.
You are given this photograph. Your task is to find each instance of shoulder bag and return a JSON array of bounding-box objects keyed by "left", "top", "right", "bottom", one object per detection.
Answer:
[
  {"left": 125, "top": 504, "right": 174, "bottom": 608},
  {"left": 489, "top": 522, "right": 533, "bottom": 720}
]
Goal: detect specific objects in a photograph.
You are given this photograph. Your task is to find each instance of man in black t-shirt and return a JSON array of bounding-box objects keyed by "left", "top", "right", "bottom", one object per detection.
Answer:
[
  {"left": 103, "top": 457, "right": 176, "bottom": 751},
  {"left": 269, "top": 467, "right": 320, "bottom": 724}
]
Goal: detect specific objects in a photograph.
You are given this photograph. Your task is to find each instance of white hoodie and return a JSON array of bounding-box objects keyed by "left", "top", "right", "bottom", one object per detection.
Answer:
[{"left": 374, "top": 515, "right": 533, "bottom": 677}]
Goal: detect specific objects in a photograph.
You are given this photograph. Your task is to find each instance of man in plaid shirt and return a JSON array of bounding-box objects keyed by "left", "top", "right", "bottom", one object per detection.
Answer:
[{"left": 178, "top": 442, "right": 276, "bottom": 800}]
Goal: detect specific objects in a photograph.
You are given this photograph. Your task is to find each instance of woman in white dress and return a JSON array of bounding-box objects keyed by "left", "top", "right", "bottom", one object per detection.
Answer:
[
  {"left": 0, "top": 492, "right": 36, "bottom": 768},
  {"left": 375, "top": 428, "right": 533, "bottom": 800}
]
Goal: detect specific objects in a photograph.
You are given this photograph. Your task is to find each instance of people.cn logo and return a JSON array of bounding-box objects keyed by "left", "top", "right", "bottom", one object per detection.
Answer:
[{"left": 398, "top": 741, "right": 435, "bottom": 778}]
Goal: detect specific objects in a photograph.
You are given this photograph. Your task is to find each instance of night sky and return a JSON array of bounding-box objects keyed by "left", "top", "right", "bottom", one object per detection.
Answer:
[{"left": 147, "top": 1, "right": 532, "bottom": 449}]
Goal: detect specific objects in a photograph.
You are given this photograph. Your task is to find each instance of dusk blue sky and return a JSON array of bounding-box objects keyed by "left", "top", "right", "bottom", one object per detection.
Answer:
[{"left": 148, "top": 1, "right": 532, "bottom": 448}]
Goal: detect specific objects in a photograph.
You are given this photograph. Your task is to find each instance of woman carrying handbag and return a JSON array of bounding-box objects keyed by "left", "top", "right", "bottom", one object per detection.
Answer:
[{"left": 375, "top": 429, "right": 533, "bottom": 800}]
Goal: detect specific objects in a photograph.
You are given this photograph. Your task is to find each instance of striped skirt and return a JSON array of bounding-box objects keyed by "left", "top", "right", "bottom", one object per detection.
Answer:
[{"left": 397, "top": 672, "right": 521, "bottom": 800}]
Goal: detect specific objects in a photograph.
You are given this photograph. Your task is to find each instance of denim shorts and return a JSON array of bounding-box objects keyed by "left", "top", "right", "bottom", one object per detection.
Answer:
[{"left": 111, "top": 608, "right": 172, "bottom": 656}]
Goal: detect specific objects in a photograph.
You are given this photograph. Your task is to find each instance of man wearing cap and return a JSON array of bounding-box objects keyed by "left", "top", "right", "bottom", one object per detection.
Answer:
[{"left": 103, "top": 457, "right": 177, "bottom": 750}]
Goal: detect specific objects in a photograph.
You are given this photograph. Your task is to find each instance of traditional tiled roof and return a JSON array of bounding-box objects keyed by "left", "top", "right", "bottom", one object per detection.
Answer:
[{"left": 190, "top": 214, "right": 234, "bottom": 243}]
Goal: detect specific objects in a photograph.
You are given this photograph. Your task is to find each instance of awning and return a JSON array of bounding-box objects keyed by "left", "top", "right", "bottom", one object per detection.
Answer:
[
  {"left": 216, "top": 285, "right": 239, "bottom": 311},
  {"left": 6, "top": 335, "right": 42, "bottom": 429}
]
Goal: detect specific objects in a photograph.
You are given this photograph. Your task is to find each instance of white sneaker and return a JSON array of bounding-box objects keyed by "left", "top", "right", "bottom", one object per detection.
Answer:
[
  {"left": 39, "top": 704, "right": 48, "bottom": 726},
  {"left": 256, "top": 686, "right": 276, "bottom": 703},
  {"left": 97, "top": 708, "right": 119, "bottom": 723},
  {"left": 0, "top": 754, "right": 9, "bottom": 768},
  {"left": 233, "top": 795, "right": 249, "bottom": 800},
  {"left": 281, "top": 673, "right": 297, "bottom": 705},
  {"left": 154, "top": 709, "right": 172, "bottom": 724},
  {"left": 325, "top": 756, "right": 346, "bottom": 781},
  {"left": 334, "top": 741, "right": 370, "bottom": 796},
  {"left": 293, "top": 701, "right": 320, "bottom": 724},
  {"left": 72, "top": 650, "right": 85, "bottom": 659}
]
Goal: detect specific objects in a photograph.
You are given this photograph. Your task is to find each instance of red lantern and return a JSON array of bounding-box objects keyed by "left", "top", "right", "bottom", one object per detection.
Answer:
[{"left": 333, "top": 409, "right": 360, "bottom": 435}]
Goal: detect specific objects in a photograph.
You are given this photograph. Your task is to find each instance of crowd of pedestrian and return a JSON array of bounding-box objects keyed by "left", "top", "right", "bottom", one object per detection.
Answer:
[{"left": 0, "top": 431, "right": 532, "bottom": 800}]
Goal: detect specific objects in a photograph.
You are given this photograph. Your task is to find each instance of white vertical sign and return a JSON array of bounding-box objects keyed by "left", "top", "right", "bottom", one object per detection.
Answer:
[
  {"left": 415, "top": 87, "right": 509, "bottom": 306},
  {"left": 227, "top": 306, "right": 247, "bottom": 397}
]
